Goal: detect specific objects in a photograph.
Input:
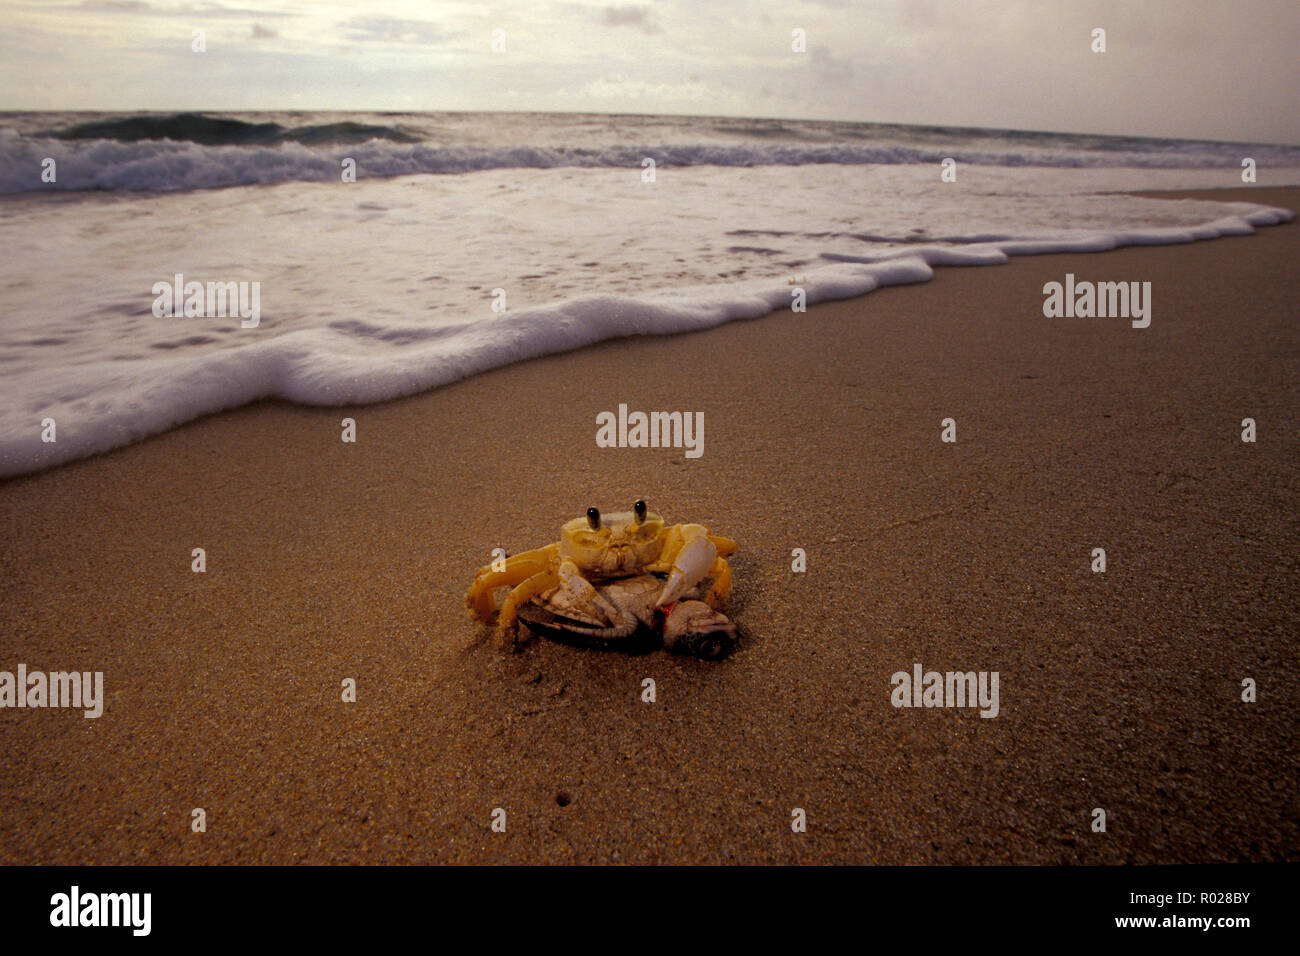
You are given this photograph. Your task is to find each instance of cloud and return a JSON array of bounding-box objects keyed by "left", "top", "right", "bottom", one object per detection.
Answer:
[
  {"left": 344, "top": 15, "right": 455, "bottom": 45},
  {"left": 76, "top": 1, "right": 294, "bottom": 17},
  {"left": 79, "top": 0, "right": 151, "bottom": 10},
  {"left": 4, "top": 0, "right": 1296, "bottom": 142},
  {"left": 601, "top": 5, "right": 660, "bottom": 34}
]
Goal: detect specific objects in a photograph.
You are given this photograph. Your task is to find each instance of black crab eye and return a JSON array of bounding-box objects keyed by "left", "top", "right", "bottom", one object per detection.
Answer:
[
  {"left": 633, "top": 500, "right": 647, "bottom": 524},
  {"left": 586, "top": 507, "right": 601, "bottom": 530}
]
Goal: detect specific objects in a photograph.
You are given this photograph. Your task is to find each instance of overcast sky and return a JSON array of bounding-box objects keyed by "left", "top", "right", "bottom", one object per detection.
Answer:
[{"left": 3, "top": 0, "right": 1296, "bottom": 143}]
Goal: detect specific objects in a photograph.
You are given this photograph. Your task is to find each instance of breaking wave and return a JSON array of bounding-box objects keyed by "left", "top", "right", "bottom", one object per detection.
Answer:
[{"left": 4, "top": 111, "right": 1299, "bottom": 194}]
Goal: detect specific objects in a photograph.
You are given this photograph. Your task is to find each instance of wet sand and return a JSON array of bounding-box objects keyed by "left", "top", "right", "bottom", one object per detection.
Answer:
[{"left": 1, "top": 186, "right": 1296, "bottom": 864}]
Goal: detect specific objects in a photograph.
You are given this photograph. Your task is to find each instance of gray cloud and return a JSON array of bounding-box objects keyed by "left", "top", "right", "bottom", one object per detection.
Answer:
[
  {"left": 77, "top": 1, "right": 294, "bottom": 17},
  {"left": 79, "top": 1, "right": 151, "bottom": 10},
  {"left": 601, "top": 5, "right": 661, "bottom": 34}
]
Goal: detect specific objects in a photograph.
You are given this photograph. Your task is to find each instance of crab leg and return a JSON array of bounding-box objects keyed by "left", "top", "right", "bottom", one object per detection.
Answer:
[
  {"left": 709, "top": 534, "right": 738, "bottom": 558},
  {"left": 497, "top": 567, "right": 561, "bottom": 633},
  {"left": 655, "top": 524, "right": 718, "bottom": 607},
  {"left": 465, "top": 544, "right": 557, "bottom": 622},
  {"left": 704, "top": 555, "right": 732, "bottom": 609}
]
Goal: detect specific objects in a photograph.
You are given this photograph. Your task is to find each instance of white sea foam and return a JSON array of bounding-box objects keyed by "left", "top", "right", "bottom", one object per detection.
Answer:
[{"left": 0, "top": 149, "right": 1295, "bottom": 478}]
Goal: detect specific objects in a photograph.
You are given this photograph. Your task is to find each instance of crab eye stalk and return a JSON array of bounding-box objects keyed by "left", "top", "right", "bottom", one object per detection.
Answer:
[
  {"left": 633, "top": 499, "right": 647, "bottom": 524},
  {"left": 586, "top": 507, "right": 601, "bottom": 530}
]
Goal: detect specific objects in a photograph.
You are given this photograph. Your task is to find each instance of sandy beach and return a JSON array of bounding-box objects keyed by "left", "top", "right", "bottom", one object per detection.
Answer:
[{"left": 1, "top": 185, "right": 1295, "bottom": 865}]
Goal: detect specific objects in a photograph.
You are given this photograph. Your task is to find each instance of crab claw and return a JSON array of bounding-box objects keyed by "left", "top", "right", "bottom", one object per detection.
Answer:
[
  {"left": 657, "top": 530, "right": 716, "bottom": 607},
  {"left": 663, "top": 600, "right": 738, "bottom": 659}
]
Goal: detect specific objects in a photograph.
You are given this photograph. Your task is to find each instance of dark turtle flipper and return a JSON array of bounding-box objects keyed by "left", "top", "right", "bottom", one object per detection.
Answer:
[{"left": 517, "top": 603, "right": 659, "bottom": 653}]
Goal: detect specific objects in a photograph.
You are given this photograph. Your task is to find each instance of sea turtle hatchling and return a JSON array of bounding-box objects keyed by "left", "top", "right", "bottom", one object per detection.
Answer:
[{"left": 517, "top": 571, "right": 739, "bottom": 659}]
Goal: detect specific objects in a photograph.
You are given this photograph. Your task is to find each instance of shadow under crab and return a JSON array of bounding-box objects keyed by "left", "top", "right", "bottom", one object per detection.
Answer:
[{"left": 516, "top": 572, "right": 740, "bottom": 660}]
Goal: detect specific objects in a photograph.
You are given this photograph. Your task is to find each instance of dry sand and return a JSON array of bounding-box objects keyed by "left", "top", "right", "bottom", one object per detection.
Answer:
[{"left": 1, "top": 187, "right": 1296, "bottom": 865}]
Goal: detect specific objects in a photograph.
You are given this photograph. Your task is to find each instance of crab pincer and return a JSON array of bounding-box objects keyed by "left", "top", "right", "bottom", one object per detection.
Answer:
[{"left": 655, "top": 525, "right": 717, "bottom": 608}]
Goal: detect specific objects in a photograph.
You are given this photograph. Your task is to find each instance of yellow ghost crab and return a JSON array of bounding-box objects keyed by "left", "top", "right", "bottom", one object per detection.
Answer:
[{"left": 466, "top": 500, "right": 738, "bottom": 651}]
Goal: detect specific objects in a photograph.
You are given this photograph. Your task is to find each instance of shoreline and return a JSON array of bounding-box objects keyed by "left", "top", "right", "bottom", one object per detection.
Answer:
[
  {"left": 1, "top": 186, "right": 1296, "bottom": 864},
  {"left": 1, "top": 184, "right": 1294, "bottom": 481}
]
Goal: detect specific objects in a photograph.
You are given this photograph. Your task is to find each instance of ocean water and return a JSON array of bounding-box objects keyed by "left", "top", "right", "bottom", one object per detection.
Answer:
[{"left": 1, "top": 111, "right": 1297, "bottom": 477}]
